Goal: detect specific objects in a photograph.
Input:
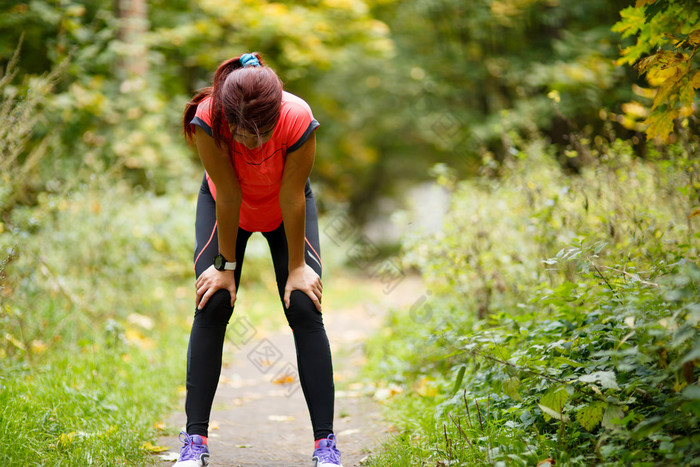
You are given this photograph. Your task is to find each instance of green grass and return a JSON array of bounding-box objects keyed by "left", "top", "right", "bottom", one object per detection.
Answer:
[
  {"left": 0, "top": 181, "right": 196, "bottom": 465},
  {"left": 0, "top": 335, "right": 182, "bottom": 465}
]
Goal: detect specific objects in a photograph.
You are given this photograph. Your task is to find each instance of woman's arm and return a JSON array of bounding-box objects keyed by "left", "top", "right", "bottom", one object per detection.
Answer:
[
  {"left": 194, "top": 125, "right": 242, "bottom": 309},
  {"left": 279, "top": 133, "right": 322, "bottom": 311}
]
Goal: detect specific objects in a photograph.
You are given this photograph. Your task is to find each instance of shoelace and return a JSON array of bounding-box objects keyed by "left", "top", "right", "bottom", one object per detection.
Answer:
[
  {"left": 178, "top": 431, "right": 207, "bottom": 461},
  {"left": 313, "top": 434, "right": 341, "bottom": 463}
]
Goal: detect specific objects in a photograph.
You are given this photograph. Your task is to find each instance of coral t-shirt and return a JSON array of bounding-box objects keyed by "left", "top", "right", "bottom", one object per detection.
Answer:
[{"left": 190, "top": 91, "right": 319, "bottom": 232}]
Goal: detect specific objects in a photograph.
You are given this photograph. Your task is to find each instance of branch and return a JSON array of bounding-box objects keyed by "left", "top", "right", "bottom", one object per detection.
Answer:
[{"left": 599, "top": 265, "right": 659, "bottom": 288}]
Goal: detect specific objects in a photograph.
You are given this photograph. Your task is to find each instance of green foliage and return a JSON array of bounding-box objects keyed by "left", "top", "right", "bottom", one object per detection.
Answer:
[
  {"left": 365, "top": 0, "right": 633, "bottom": 168},
  {"left": 0, "top": 40, "right": 62, "bottom": 215},
  {"left": 3, "top": 0, "right": 696, "bottom": 225},
  {"left": 0, "top": 168, "right": 195, "bottom": 464},
  {"left": 364, "top": 139, "right": 700, "bottom": 465},
  {"left": 613, "top": 0, "right": 700, "bottom": 141},
  {"left": 0, "top": 42, "right": 194, "bottom": 464}
]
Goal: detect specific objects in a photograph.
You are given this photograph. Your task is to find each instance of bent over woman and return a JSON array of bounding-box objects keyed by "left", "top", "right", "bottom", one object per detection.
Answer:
[{"left": 174, "top": 52, "right": 342, "bottom": 467}]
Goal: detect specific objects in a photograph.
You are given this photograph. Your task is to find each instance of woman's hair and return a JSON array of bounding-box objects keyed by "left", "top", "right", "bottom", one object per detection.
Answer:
[{"left": 183, "top": 53, "right": 283, "bottom": 148}]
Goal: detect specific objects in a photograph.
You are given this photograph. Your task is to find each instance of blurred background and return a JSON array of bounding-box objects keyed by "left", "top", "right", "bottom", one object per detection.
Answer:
[
  {"left": 4, "top": 0, "right": 693, "bottom": 227},
  {"left": 1, "top": 0, "right": 698, "bottom": 465}
]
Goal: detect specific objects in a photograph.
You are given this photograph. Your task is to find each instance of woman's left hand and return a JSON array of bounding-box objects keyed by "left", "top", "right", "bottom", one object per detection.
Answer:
[{"left": 284, "top": 264, "right": 322, "bottom": 312}]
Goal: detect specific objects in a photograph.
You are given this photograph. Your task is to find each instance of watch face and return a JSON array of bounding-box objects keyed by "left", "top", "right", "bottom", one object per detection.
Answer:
[{"left": 214, "top": 254, "right": 224, "bottom": 270}]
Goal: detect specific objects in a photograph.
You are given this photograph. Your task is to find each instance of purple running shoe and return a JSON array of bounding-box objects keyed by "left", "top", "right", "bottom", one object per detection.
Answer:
[
  {"left": 312, "top": 434, "right": 343, "bottom": 467},
  {"left": 174, "top": 431, "right": 210, "bottom": 466}
]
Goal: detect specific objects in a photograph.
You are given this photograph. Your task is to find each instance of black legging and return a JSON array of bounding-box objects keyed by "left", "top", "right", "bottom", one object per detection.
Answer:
[{"left": 185, "top": 173, "right": 334, "bottom": 440}]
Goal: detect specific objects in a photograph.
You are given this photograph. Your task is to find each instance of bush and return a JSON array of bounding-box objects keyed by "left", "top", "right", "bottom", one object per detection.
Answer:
[
  {"left": 0, "top": 44, "right": 196, "bottom": 465},
  {"left": 365, "top": 138, "right": 700, "bottom": 465}
]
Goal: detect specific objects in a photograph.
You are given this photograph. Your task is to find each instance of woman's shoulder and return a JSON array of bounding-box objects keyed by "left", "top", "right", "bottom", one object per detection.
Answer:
[
  {"left": 196, "top": 95, "right": 214, "bottom": 114},
  {"left": 281, "top": 91, "right": 314, "bottom": 116},
  {"left": 277, "top": 92, "right": 319, "bottom": 150}
]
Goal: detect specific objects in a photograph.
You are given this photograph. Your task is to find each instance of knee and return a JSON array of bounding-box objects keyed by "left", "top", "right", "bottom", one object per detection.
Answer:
[
  {"left": 194, "top": 289, "right": 234, "bottom": 327},
  {"left": 284, "top": 290, "right": 324, "bottom": 332}
]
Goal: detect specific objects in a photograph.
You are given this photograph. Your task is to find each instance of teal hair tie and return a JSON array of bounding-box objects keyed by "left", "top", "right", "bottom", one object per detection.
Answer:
[{"left": 240, "top": 53, "right": 260, "bottom": 67}]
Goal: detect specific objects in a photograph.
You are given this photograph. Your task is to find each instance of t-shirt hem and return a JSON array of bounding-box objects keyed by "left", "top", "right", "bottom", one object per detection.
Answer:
[
  {"left": 191, "top": 116, "right": 213, "bottom": 138},
  {"left": 288, "top": 120, "right": 320, "bottom": 153}
]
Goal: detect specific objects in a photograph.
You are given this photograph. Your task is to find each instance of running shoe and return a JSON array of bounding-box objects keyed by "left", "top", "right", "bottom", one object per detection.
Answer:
[
  {"left": 312, "top": 434, "right": 343, "bottom": 467},
  {"left": 174, "top": 431, "right": 210, "bottom": 467}
]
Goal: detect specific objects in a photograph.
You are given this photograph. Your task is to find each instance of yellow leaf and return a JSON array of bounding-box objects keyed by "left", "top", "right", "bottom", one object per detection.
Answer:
[
  {"left": 689, "top": 209, "right": 700, "bottom": 219},
  {"left": 57, "top": 432, "right": 79, "bottom": 450},
  {"left": 272, "top": 374, "right": 295, "bottom": 385},
  {"left": 30, "top": 339, "right": 47, "bottom": 354},
  {"left": 141, "top": 441, "right": 170, "bottom": 453},
  {"left": 680, "top": 105, "right": 694, "bottom": 118},
  {"left": 267, "top": 415, "right": 295, "bottom": 422},
  {"left": 4, "top": 333, "right": 25, "bottom": 351},
  {"left": 374, "top": 384, "right": 403, "bottom": 401},
  {"left": 646, "top": 64, "right": 680, "bottom": 87},
  {"left": 414, "top": 377, "right": 438, "bottom": 397},
  {"left": 621, "top": 101, "right": 649, "bottom": 119},
  {"left": 547, "top": 90, "right": 561, "bottom": 103},
  {"left": 576, "top": 401, "right": 606, "bottom": 432},
  {"left": 636, "top": 55, "right": 658, "bottom": 75},
  {"left": 125, "top": 327, "right": 155, "bottom": 350},
  {"left": 635, "top": 0, "right": 656, "bottom": 6},
  {"left": 688, "top": 29, "right": 700, "bottom": 46},
  {"left": 678, "top": 78, "right": 696, "bottom": 106},
  {"left": 644, "top": 111, "right": 675, "bottom": 142},
  {"left": 691, "top": 72, "right": 700, "bottom": 89}
]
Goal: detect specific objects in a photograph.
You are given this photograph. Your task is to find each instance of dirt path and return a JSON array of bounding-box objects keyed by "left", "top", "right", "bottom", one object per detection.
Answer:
[{"left": 156, "top": 275, "right": 423, "bottom": 466}]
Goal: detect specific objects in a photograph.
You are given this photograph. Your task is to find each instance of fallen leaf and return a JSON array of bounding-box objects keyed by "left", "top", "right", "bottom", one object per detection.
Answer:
[
  {"left": 153, "top": 421, "right": 165, "bottom": 431},
  {"left": 374, "top": 384, "right": 403, "bottom": 401},
  {"left": 272, "top": 374, "right": 295, "bottom": 385},
  {"left": 268, "top": 415, "right": 295, "bottom": 422},
  {"left": 414, "top": 377, "right": 438, "bottom": 397},
  {"left": 30, "top": 340, "right": 47, "bottom": 354},
  {"left": 141, "top": 441, "right": 170, "bottom": 453},
  {"left": 537, "top": 458, "right": 556, "bottom": 466},
  {"left": 58, "top": 432, "right": 76, "bottom": 448},
  {"left": 157, "top": 452, "right": 179, "bottom": 461},
  {"left": 127, "top": 312, "right": 154, "bottom": 330}
]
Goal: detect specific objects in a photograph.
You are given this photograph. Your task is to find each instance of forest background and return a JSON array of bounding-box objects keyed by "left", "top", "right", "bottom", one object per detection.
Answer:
[{"left": 1, "top": 0, "right": 698, "bottom": 465}]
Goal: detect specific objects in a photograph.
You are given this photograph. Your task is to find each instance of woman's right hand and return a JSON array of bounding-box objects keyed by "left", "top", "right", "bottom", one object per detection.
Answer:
[{"left": 195, "top": 264, "right": 237, "bottom": 310}]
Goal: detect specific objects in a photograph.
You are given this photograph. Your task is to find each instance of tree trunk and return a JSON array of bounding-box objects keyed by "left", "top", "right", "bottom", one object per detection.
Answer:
[{"left": 117, "top": 0, "right": 149, "bottom": 77}]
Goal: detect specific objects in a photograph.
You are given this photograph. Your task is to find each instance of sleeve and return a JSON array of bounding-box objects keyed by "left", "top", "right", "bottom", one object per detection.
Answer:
[
  {"left": 190, "top": 96, "right": 214, "bottom": 138},
  {"left": 286, "top": 101, "right": 320, "bottom": 153}
]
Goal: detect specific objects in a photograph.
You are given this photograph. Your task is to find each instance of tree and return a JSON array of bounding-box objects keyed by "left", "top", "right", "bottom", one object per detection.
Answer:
[{"left": 613, "top": 0, "right": 700, "bottom": 142}]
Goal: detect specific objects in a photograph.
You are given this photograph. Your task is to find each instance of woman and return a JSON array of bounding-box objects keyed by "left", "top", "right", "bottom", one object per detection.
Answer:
[{"left": 174, "top": 52, "right": 342, "bottom": 467}]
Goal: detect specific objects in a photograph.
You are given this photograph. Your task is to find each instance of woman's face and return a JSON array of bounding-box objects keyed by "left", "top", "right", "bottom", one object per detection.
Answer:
[{"left": 230, "top": 125, "right": 274, "bottom": 149}]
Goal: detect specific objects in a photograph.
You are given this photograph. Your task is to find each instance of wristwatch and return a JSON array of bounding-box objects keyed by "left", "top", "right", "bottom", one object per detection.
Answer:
[{"left": 213, "top": 253, "right": 236, "bottom": 271}]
